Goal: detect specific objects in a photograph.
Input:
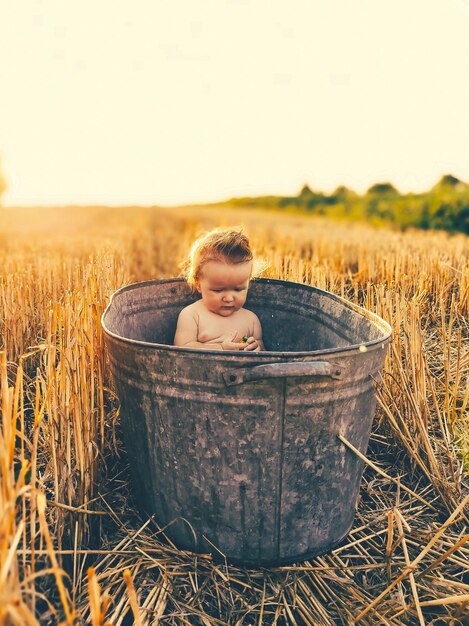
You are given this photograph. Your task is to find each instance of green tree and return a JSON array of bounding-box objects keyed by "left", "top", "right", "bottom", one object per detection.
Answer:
[
  {"left": 366, "top": 182, "right": 399, "bottom": 195},
  {"left": 332, "top": 185, "right": 358, "bottom": 199},
  {"left": 298, "top": 184, "right": 314, "bottom": 199},
  {"left": 433, "top": 174, "right": 462, "bottom": 190}
]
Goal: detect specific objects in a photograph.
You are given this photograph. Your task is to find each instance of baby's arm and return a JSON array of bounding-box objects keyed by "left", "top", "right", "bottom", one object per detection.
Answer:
[
  {"left": 243, "top": 313, "right": 265, "bottom": 351},
  {"left": 173, "top": 308, "right": 242, "bottom": 351}
]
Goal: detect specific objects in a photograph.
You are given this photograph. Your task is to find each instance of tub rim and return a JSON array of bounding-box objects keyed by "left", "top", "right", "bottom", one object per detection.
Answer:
[{"left": 101, "top": 277, "right": 393, "bottom": 357}]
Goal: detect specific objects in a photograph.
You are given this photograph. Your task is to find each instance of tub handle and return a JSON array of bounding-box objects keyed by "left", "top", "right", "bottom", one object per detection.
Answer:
[{"left": 222, "top": 361, "right": 344, "bottom": 386}]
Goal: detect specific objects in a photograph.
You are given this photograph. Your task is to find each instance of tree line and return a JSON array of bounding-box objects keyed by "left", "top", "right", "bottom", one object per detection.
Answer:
[{"left": 225, "top": 174, "right": 469, "bottom": 235}]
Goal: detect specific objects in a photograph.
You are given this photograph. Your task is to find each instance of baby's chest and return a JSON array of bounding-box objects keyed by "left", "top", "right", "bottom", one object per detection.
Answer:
[{"left": 197, "top": 315, "right": 252, "bottom": 343}]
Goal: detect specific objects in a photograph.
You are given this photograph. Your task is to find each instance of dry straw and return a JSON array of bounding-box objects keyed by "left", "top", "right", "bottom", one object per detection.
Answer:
[{"left": 0, "top": 204, "right": 468, "bottom": 624}]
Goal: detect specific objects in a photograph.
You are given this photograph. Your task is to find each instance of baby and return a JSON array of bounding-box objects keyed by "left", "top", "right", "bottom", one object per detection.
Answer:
[{"left": 173, "top": 228, "right": 265, "bottom": 351}]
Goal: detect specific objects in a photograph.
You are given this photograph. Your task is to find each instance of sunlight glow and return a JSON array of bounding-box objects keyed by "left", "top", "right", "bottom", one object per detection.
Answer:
[{"left": 0, "top": 0, "right": 468, "bottom": 206}]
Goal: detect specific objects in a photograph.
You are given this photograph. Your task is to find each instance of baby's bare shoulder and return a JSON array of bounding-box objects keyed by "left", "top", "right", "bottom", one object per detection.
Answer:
[
  {"left": 242, "top": 307, "right": 260, "bottom": 322},
  {"left": 177, "top": 301, "right": 201, "bottom": 322},
  {"left": 242, "top": 308, "right": 262, "bottom": 336}
]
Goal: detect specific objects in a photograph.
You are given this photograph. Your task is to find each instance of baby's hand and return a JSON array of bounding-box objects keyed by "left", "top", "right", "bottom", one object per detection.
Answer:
[
  {"left": 221, "top": 340, "right": 244, "bottom": 351},
  {"left": 241, "top": 336, "right": 261, "bottom": 352},
  {"left": 214, "top": 331, "right": 243, "bottom": 351}
]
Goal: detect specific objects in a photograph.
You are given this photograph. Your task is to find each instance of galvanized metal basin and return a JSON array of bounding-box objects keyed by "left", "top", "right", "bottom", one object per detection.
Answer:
[{"left": 102, "top": 277, "right": 392, "bottom": 566}]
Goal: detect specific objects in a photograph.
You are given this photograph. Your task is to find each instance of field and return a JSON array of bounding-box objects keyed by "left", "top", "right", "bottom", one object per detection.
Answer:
[{"left": 0, "top": 204, "right": 468, "bottom": 625}]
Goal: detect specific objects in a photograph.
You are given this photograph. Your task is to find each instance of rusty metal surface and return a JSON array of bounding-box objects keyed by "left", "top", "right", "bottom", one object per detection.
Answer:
[{"left": 102, "top": 278, "right": 392, "bottom": 565}]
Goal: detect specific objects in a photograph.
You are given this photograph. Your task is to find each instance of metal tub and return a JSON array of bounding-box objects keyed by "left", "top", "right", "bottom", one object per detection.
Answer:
[{"left": 102, "top": 277, "right": 392, "bottom": 566}]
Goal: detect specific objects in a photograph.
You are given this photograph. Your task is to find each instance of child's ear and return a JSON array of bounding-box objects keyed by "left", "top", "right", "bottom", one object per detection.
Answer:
[{"left": 195, "top": 280, "right": 201, "bottom": 293}]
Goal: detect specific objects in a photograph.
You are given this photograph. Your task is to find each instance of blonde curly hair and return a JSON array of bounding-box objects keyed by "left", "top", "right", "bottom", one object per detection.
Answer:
[{"left": 181, "top": 227, "right": 254, "bottom": 291}]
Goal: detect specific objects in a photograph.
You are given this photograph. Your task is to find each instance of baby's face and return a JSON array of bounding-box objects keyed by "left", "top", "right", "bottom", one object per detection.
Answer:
[{"left": 196, "top": 260, "right": 252, "bottom": 317}]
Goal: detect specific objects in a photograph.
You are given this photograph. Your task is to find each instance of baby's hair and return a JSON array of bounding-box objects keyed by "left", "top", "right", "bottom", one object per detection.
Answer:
[{"left": 182, "top": 227, "right": 254, "bottom": 291}]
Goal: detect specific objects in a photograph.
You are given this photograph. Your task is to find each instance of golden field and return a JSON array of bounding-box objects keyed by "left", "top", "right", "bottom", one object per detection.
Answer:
[{"left": 0, "top": 204, "right": 468, "bottom": 625}]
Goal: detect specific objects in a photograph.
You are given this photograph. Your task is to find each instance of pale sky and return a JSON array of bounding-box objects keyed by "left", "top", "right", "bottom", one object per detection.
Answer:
[{"left": 1, "top": 0, "right": 468, "bottom": 206}]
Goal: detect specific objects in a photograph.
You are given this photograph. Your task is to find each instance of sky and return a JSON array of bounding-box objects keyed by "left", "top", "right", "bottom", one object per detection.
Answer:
[{"left": 1, "top": 0, "right": 468, "bottom": 206}]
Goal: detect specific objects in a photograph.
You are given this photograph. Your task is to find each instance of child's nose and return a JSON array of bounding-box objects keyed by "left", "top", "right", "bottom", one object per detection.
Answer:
[{"left": 223, "top": 292, "right": 234, "bottom": 301}]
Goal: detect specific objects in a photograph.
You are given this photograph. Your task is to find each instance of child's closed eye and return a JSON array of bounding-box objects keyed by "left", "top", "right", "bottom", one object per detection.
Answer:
[{"left": 211, "top": 288, "right": 246, "bottom": 292}]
